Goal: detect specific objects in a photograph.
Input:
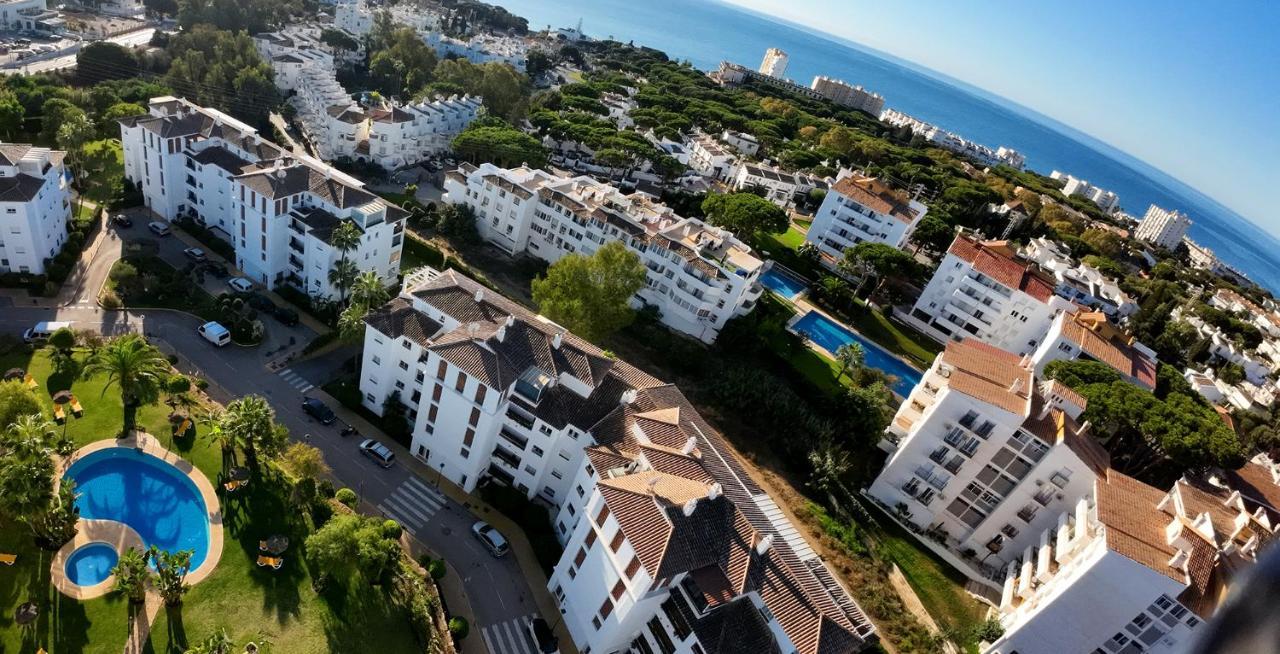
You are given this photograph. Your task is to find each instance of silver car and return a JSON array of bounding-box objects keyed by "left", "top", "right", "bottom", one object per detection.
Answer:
[{"left": 471, "top": 521, "right": 509, "bottom": 557}]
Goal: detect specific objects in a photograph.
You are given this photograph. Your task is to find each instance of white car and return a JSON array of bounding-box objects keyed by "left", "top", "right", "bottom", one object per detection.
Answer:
[
  {"left": 183, "top": 247, "right": 207, "bottom": 262},
  {"left": 147, "top": 221, "right": 170, "bottom": 236},
  {"left": 227, "top": 277, "right": 253, "bottom": 293}
]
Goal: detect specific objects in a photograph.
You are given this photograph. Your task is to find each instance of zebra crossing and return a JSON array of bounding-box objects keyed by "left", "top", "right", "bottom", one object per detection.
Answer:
[
  {"left": 377, "top": 477, "right": 447, "bottom": 535},
  {"left": 276, "top": 367, "right": 314, "bottom": 394},
  {"left": 480, "top": 614, "right": 539, "bottom": 654}
]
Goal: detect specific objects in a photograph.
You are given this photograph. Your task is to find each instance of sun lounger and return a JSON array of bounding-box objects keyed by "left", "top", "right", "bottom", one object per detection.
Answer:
[
  {"left": 53, "top": 405, "right": 65, "bottom": 422},
  {"left": 223, "top": 480, "right": 243, "bottom": 492},
  {"left": 0, "top": 553, "right": 16, "bottom": 565},
  {"left": 256, "top": 555, "right": 283, "bottom": 569},
  {"left": 176, "top": 418, "right": 191, "bottom": 435},
  {"left": 70, "top": 395, "right": 83, "bottom": 416},
  {"left": 23, "top": 373, "right": 36, "bottom": 388},
  {"left": 259, "top": 540, "right": 269, "bottom": 552}
]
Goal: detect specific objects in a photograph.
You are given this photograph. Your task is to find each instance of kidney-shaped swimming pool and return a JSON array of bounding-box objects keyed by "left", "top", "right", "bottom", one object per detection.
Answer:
[{"left": 64, "top": 447, "right": 212, "bottom": 569}]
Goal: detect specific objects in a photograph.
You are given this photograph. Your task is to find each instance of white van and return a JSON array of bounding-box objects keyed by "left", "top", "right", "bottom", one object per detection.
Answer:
[
  {"left": 197, "top": 321, "right": 230, "bottom": 347},
  {"left": 23, "top": 320, "right": 71, "bottom": 343}
]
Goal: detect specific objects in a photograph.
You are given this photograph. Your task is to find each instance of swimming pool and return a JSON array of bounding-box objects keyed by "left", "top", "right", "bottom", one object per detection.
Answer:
[
  {"left": 64, "top": 542, "right": 118, "bottom": 586},
  {"left": 792, "top": 311, "right": 923, "bottom": 396},
  {"left": 760, "top": 265, "right": 809, "bottom": 299},
  {"left": 64, "top": 447, "right": 211, "bottom": 569}
]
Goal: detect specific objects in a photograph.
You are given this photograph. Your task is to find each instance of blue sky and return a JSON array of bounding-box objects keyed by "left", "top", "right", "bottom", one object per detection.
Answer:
[{"left": 725, "top": 0, "right": 1280, "bottom": 232}]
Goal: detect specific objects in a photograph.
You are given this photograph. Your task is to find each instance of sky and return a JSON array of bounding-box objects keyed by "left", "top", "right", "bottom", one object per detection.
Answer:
[{"left": 723, "top": 0, "right": 1280, "bottom": 233}]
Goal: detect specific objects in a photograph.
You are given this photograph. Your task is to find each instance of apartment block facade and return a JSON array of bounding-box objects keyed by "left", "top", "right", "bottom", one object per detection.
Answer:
[
  {"left": 870, "top": 339, "right": 1111, "bottom": 577},
  {"left": 904, "top": 234, "right": 1076, "bottom": 356},
  {"left": 729, "top": 163, "right": 828, "bottom": 209},
  {"left": 810, "top": 76, "right": 885, "bottom": 116},
  {"left": 358, "top": 267, "right": 877, "bottom": 654},
  {"left": 0, "top": 143, "right": 70, "bottom": 275},
  {"left": 758, "top": 47, "right": 788, "bottom": 78},
  {"left": 804, "top": 172, "right": 927, "bottom": 265},
  {"left": 443, "top": 163, "right": 766, "bottom": 343},
  {"left": 1030, "top": 311, "right": 1159, "bottom": 390},
  {"left": 1134, "top": 204, "right": 1192, "bottom": 250},
  {"left": 984, "top": 470, "right": 1274, "bottom": 654},
  {"left": 119, "top": 97, "right": 406, "bottom": 299}
]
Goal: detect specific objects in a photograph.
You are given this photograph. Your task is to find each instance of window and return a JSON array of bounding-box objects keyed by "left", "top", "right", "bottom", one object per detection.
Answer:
[
  {"left": 469, "top": 407, "right": 480, "bottom": 426},
  {"left": 596, "top": 504, "right": 610, "bottom": 526},
  {"left": 573, "top": 548, "right": 586, "bottom": 567},
  {"left": 463, "top": 429, "right": 475, "bottom": 447},
  {"left": 585, "top": 529, "right": 597, "bottom": 548},
  {"left": 427, "top": 405, "right": 438, "bottom": 422},
  {"left": 436, "top": 361, "right": 447, "bottom": 380},
  {"left": 459, "top": 447, "right": 470, "bottom": 459},
  {"left": 576, "top": 485, "right": 585, "bottom": 498},
  {"left": 455, "top": 371, "right": 468, "bottom": 392},
  {"left": 611, "top": 579, "right": 626, "bottom": 600},
  {"left": 567, "top": 504, "right": 575, "bottom": 516},
  {"left": 591, "top": 616, "right": 601, "bottom": 630},
  {"left": 609, "top": 530, "right": 625, "bottom": 552},
  {"left": 625, "top": 556, "right": 640, "bottom": 578},
  {"left": 551, "top": 470, "right": 563, "bottom": 480},
  {"left": 432, "top": 384, "right": 442, "bottom": 402},
  {"left": 398, "top": 361, "right": 409, "bottom": 370},
  {"left": 475, "top": 385, "right": 487, "bottom": 404},
  {"left": 598, "top": 597, "right": 614, "bottom": 619},
  {"left": 531, "top": 446, "right": 545, "bottom": 457}
]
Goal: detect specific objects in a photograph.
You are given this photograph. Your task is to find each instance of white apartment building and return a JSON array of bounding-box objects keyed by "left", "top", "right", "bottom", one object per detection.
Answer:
[
  {"left": 1019, "top": 237, "right": 1138, "bottom": 319},
  {"left": 1030, "top": 311, "right": 1159, "bottom": 390},
  {"left": 358, "top": 267, "right": 877, "bottom": 654},
  {"left": 984, "top": 470, "right": 1274, "bottom": 654},
  {"left": 443, "top": 163, "right": 766, "bottom": 343},
  {"left": 0, "top": 143, "right": 70, "bottom": 274},
  {"left": 119, "top": 97, "right": 406, "bottom": 299},
  {"left": 684, "top": 131, "right": 736, "bottom": 181},
  {"left": 758, "top": 47, "right": 788, "bottom": 78},
  {"left": 810, "top": 76, "right": 885, "bottom": 116},
  {"left": 1135, "top": 204, "right": 1192, "bottom": 250},
  {"left": 364, "top": 96, "right": 484, "bottom": 169},
  {"left": 729, "top": 162, "right": 828, "bottom": 208},
  {"left": 335, "top": 0, "right": 441, "bottom": 36},
  {"left": 1209, "top": 288, "right": 1280, "bottom": 339},
  {"left": 0, "top": 0, "right": 46, "bottom": 30},
  {"left": 904, "top": 234, "right": 1076, "bottom": 356},
  {"left": 1049, "top": 170, "right": 1121, "bottom": 213},
  {"left": 871, "top": 339, "right": 1112, "bottom": 580},
  {"left": 720, "top": 130, "right": 759, "bottom": 157},
  {"left": 805, "top": 171, "right": 927, "bottom": 265},
  {"left": 424, "top": 31, "right": 529, "bottom": 71},
  {"left": 880, "top": 109, "right": 1027, "bottom": 170}
]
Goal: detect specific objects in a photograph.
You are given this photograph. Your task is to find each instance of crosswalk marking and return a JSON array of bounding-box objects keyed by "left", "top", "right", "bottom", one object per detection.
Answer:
[
  {"left": 277, "top": 367, "right": 314, "bottom": 393},
  {"left": 377, "top": 477, "right": 446, "bottom": 535},
  {"left": 481, "top": 615, "right": 537, "bottom": 654}
]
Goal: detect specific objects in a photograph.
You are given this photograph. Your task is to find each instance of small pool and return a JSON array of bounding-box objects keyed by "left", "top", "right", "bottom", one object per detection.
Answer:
[
  {"left": 64, "top": 448, "right": 211, "bottom": 570},
  {"left": 760, "top": 265, "right": 809, "bottom": 299},
  {"left": 64, "top": 542, "right": 118, "bottom": 586},
  {"left": 792, "top": 311, "right": 923, "bottom": 396}
]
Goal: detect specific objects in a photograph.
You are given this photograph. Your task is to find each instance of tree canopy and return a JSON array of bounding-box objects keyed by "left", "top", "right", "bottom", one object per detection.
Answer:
[
  {"left": 531, "top": 241, "right": 647, "bottom": 342},
  {"left": 452, "top": 121, "right": 547, "bottom": 168},
  {"left": 700, "top": 192, "right": 789, "bottom": 238}
]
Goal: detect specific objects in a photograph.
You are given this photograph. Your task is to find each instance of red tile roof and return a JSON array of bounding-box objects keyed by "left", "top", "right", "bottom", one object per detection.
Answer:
[
  {"left": 940, "top": 339, "right": 1033, "bottom": 414},
  {"left": 947, "top": 234, "right": 1057, "bottom": 302}
]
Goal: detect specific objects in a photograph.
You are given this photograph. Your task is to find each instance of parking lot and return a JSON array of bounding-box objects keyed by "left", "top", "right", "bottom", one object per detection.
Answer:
[{"left": 0, "top": 32, "right": 79, "bottom": 67}]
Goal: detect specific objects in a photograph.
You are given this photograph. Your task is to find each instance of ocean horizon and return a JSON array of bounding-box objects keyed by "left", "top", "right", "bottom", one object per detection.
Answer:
[{"left": 493, "top": 0, "right": 1280, "bottom": 294}]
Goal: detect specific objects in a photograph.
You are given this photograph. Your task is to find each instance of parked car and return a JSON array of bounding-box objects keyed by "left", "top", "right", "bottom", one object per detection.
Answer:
[
  {"left": 183, "top": 247, "right": 207, "bottom": 262},
  {"left": 227, "top": 277, "right": 253, "bottom": 293},
  {"left": 471, "top": 521, "right": 509, "bottom": 557},
  {"left": 358, "top": 439, "right": 395, "bottom": 468},
  {"left": 197, "top": 321, "right": 230, "bottom": 347},
  {"left": 147, "top": 221, "right": 170, "bottom": 236},
  {"left": 202, "top": 262, "right": 229, "bottom": 279},
  {"left": 244, "top": 292, "right": 274, "bottom": 312},
  {"left": 23, "top": 320, "right": 71, "bottom": 343},
  {"left": 112, "top": 213, "right": 133, "bottom": 228},
  {"left": 527, "top": 618, "right": 560, "bottom": 654},
  {"left": 272, "top": 306, "right": 299, "bottom": 326},
  {"left": 301, "top": 397, "right": 336, "bottom": 424}
]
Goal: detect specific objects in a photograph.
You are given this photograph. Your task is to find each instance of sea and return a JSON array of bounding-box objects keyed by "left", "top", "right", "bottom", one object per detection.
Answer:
[{"left": 494, "top": 0, "right": 1280, "bottom": 294}]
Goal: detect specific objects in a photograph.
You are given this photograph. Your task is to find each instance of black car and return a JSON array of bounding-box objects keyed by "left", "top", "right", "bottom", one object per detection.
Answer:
[
  {"left": 302, "top": 397, "right": 336, "bottom": 424},
  {"left": 272, "top": 306, "right": 300, "bottom": 326},
  {"left": 245, "top": 292, "right": 275, "bottom": 312},
  {"left": 527, "top": 618, "right": 559, "bottom": 653},
  {"left": 112, "top": 214, "right": 133, "bottom": 228}
]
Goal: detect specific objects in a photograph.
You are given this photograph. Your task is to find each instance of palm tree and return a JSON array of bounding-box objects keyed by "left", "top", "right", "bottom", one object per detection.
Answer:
[
  {"left": 149, "top": 546, "right": 193, "bottom": 606},
  {"left": 327, "top": 258, "right": 360, "bottom": 306},
  {"left": 185, "top": 629, "right": 234, "bottom": 654},
  {"left": 835, "top": 343, "right": 865, "bottom": 382},
  {"left": 112, "top": 546, "right": 150, "bottom": 604},
  {"left": 198, "top": 407, "right": 237, "bottom": 467},
  {"left": 350, "top": 270, "right": 390, "bottom": 308},
  {"left": 82, "top": 334, "right": 169, "bottom": 432},
  {"left": 329, "top": 221, "right": 363, "bottom": 304},
  {"left": 222, "top": 395, "right": 283, "bottom": 467}
]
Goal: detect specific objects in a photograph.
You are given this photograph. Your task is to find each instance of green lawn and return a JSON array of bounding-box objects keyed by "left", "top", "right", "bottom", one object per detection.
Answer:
[
  {"left": 760, "top": 225, "right": 807, "bottom": 253},
  {"left": 0, "top": 349, "right": 423, "bottom": 654}
]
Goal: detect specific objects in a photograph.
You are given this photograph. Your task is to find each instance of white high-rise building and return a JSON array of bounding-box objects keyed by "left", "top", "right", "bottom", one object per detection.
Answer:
[
  {"left": 118, "top": 97, "right": 406, "bottom": 299},
  {"left": 983, "top": 470, "right": 1274, "bottom": 654},
  {"left": 1134, "top": 204, "right": 1192, "bottom": 250},
  {"left": 810, "top": 76, "right": 886, "bottom": 116},
  {"left": 358, "top": 267, "right": 877, "bottom": 654},
  {"left": 1049, "top": 171, "right": 1121, "bottom": 213},
  {"left": 804, "top": 171, "right": 928, "bottom": 264},
  {"left": 758, "top": 47, "right": 788, "bottom": 78},
  {"left": 870, "top": 339, "right": 1112, "bottom": 579},
  {"left": 903, "top": 234, "right": 1076, "bottom": 356},
  {"left": 443, "top": 163, "right": 766, "bottom": 343},
  {"left": 0, "top": 143, "right": 71, "bottom": 274}
]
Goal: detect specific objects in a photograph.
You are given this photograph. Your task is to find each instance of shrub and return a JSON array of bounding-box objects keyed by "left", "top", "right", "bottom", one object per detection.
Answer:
[
  {"left": 317, "top": 479, "right": 336, "bottom": 498},
  {"left": 426, "top": 558, "right": 446, "bottom": 580},
  {"left": 100, "top": 289, "right": 123, "bottom": 308},
  {"left": 335, "top": 487, "right": 358, "bottom": 508},
  {"left": 382, "top": 519, "right": 403, "bottom": 539},
  {"left": 193, "top": 378, "right": 209, "bottom": 391},
  {"left": 448, "top": 617, "right": 469, "bottom": 640}
]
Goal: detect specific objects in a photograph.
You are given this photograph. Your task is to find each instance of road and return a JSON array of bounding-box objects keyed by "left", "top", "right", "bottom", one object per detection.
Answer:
[
  {"left": 1, "top": 28, "right": 155, "bottom": 75},
  {"left": 3, "top": 214, "right": 549, "bottom": 654}
]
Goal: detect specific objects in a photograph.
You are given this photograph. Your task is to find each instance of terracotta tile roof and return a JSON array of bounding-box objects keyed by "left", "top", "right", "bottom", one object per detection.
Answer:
[
  {"left": 1095, "top": 470, "right": 1183, "bottom": 583},
  {"left": 1059, "top": 313, "right": 1158, "bottom": 389},
  {"left": 946, "top": 234, "right": 1056, "bottom": 302},
  {"left": 1043, "top": 380, "right": 1087, "bottom": 411},
  {"left": 830, "top": 174, "right": 919, "bottom": 223},
  {"left": 1022, "top": 397, "right": 1109, "bottom": 475},
  {"left": 363, "top": 297, "right": 442, "bottom": 346},
  {"left": 940, "top": 339, "right": 1032, "bottom": 414},
  {"left": 1225, "top": 461, "right": 1280, "bottom": 514}
]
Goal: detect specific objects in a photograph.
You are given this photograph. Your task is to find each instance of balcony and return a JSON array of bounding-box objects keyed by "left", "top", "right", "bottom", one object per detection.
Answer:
[
  {"left": 944, "top": 455, "right": 964, "bottom": 474},
  {"left": 493, "top": 446, "right": 521, "bottom": 469},
  {"left": 1017, "top": 505, "right": 1038, "bottom": 523},
  {"left": 914, "top": 465, "right": 949, "bottom": 491},
  {"left": 288, "top": 255, "right": 304, "bottom": 270},
  {"left": 928, "top": 447, "right": 949, "bottom": 465},
  {"left": 289, "top": 237, "right": 305, "bottom": 254},
  {"left": 499, "top": 427, "right": 528, "bottom": 450},
  {"left": 1033, "top": 486, "right": 1057, "bottom": 507},
  {"left": 505, "top": 406, "right": 535, "bottom": 430}
]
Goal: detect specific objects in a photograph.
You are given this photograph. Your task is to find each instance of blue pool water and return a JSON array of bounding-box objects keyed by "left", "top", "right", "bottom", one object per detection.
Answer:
[
  {"left": 760, "top": 266, "right": 809, "bottom": 299},
  {"left": 64, "top": 448, "right": 211, "bottom": 569},
  {"left": 792, "top": 311, "right": 922, "bottom": 396},
  {"left": 65, "top": 542, "right": 119, "bottom": 586}
]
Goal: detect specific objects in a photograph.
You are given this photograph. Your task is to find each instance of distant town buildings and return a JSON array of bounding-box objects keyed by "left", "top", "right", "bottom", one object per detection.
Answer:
[
  {"left": 804, "top": 170, "right": 928, "bottom": 264},
  {"left": 881, "top": 109, "right": 1027, "bottom": 170},
  {"left": 357, "top": 266, "right": 877, "bottom": 654},
  {"left": 758, "top": 46, "right": 788, "bottom": 78},
  {"left": 728, "top": 162, "right": 829, "bottom": 208},
  {"left": 0, "top": 143, "right": 71, "bottom": 275},
  {"left": 1049, "top": 170, "right": 1121, "bottom": 213},
  {"left": 1019, "top": 237, "right": 1138, "bottom": 319},
  {"left": 443, "top": 163, "right": 766, "bottom": 342},
  {"left": 810, "top": 76, "right": 886, "bottom": 116},
  {"left": 119, "top": 97, "right": 406, "bottom": 300},
  {"left": 1134, "top": 204, "right": 1192, "bottom": 250},
  {"left": 904, "top": 234, "right": 1076, "bottom": 356},
  {"left": 684, "top": 131, "right": 735, "bottom": 181}
]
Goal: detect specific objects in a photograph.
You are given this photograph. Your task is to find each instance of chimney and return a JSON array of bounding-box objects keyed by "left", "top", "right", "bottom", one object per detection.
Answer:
[
  {"left": 681, "top": 436, "right": 697, "bottom": 456},
  {"left": 756, "top": 534, "right": 774, "bottom": 556},
  {"left": 682, "top": 498, "right": 698, "bottom": 517},
  {"left": 1076, "top": 420, "right": 1091, "bottom": 436},
  {"left": 1009, "top": 376, "right": 1025, "bottom": 395},
  {"left": 495, "top": 324, "right": 506, "bottom": 342},
  {"left": 707, "top": 483, "right": 722, "bottom": 500},
  {"left": 645, "top": 476, "right": 660, "bottom": 494},
  {"left": 552, "top": 332, "right": 563, "bottom": 349},
  {"left": 466, "top": 322, "right": 478, "bottom": 338},
  {"left": 620, "top": 389, "right": 637, "bottom": 405},
  {"left": 474, "top": 288, "right": 484, "bottom": 303}
]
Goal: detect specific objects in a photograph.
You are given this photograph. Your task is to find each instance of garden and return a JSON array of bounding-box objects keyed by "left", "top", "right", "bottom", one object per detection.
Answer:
[{"left": 0, "top": 332, "right": 447, "bottom": 653}]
